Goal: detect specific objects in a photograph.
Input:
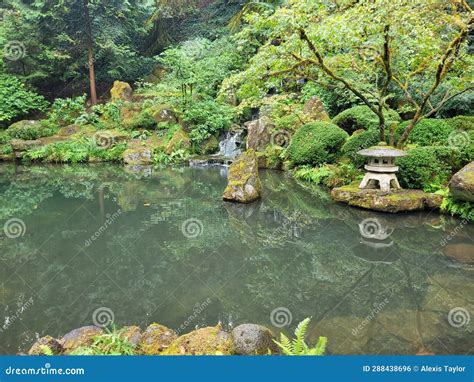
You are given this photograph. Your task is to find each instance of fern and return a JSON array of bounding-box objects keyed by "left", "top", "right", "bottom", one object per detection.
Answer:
[{"left": 273, "top": 318, "right": 327, "bottom": 356}]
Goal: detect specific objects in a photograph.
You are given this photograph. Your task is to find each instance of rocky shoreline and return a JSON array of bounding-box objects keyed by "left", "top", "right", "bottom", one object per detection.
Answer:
[{"left": 27, "top": 323, "right": 281, "bottom": 356}]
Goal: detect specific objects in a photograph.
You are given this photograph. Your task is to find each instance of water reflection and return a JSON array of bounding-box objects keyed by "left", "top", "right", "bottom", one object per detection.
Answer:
[{"left": 0, "top": 163, "right": 472, "bottom": 355}]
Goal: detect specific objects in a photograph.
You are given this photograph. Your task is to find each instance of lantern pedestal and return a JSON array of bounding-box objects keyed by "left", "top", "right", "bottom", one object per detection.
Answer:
[{"left": 359, "top": 172, "right": 401, "bottom": 193}]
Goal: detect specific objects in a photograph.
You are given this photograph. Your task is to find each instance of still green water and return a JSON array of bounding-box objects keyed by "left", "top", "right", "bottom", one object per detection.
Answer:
[{"left": 0, "top": 164, "right": 472, "bottom": 355}]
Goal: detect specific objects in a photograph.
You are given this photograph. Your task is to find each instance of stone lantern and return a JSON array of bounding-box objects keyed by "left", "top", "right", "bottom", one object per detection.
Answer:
[{"left": 357, "top": 142, "right": 407, "bottom": 192}]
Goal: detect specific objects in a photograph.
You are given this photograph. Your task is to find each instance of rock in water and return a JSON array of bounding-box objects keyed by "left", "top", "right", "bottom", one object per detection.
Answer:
[
  {"left": 110, "top": 81, "right": 133, "bottom": 102},
  {"left": 223, "top": 149, "right": 262, "bottom": 203},
  {"left": 60, "top": 326, "right": 103, "bottom": 354},
  {"left": 140, "top": 323, "right": 177, "bottom": 355},
  {"left": 28, "top": 336, "right": 63, "bottom": 355},
  {"left": 231, "top": 324, "right": 279, "bottom": 355},
  {"left": 449, "top": 162, "right": 474, "bottom": 202}
]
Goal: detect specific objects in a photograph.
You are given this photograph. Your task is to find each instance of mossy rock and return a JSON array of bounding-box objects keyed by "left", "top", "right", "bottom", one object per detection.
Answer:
[
  {"left": 140, "top": 323, "right": 177, "bottom": 355},
  {"left": 120, "top": 102, "right": 142, "bottom": 128},
  {"left": 165, "top": 127, "right": 191, "bottom": 155},
  {"left": 256, "top": 145, "right": 284, "bottom": 170},
  {"left": 162, "top": 326, "right": 234, "bottom": 355},
  {"left": 331, "top": 183, "right": 442, "bottom": 212},
  {"left": 120, "top": 326, "right": 142, "bottom": 347},
  {"left": 28, "top": 336, "right": 63, "bottom": 355},
  {"left": 449, "top": 162, "right": 474, "bottom": 202},
  {"left": 111, "top": 81, "right": 133, "bottom": 102},
  {"left": 60, "top": 326, "right": 103, "bottom": 354},
  {"left": 149, "top": 104, "right": 177, "bottom": 124},
  {"left": 223, "top": 149, "right": 262, "bottom": 203},
  {"left": 123, "top": 147, "right": 153, "bottom": 165}
]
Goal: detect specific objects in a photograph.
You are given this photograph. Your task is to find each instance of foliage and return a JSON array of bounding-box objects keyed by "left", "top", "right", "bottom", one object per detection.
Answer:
[
  {"left": 5, "top": 120, "right": 58, "bottom": 141},
  {"left": 341, "top": 129, "right": 380, "bottom": 168},
  {"left": 23, "top": 138, "right": 126, "bottom": 163},
  {"left": 301, "top": 81, "right": 358, "bottom": 117},
  {"left": 48, "top": 96, "right": 88, "bottom": 127},
  {"left": 294, "top": 163, "right": 361, "bottom": 188},
  {"left": 446, "top": 116, "right": 474, "bottom": 132},
  {"left": 333, "top": 106, "right": 400, "bottom": 134},
  {"left": 183, "top": 99, "right": 234, "bottom": 145},
  {"left": 438, "top": 189, "right": 473, "bottom": 221},
  {"left": 70, "top": 327, "right": 136, "bottom": 356},
  {"left": 287, "top": 122, "right": 348, "bottom": 167},
  {"left": 0, "top": 75, "right": 49, "bottom": 125},
  {"left": 274, "top": 318, "right": 327, "bottom": 356},
  {"left": 397, "top": 146, "right": 462, "bottom": 190},
  {"left": 394, "top": 119, "right": 454, "bottom": 147},
  {"left": 126, "top": 111, "right": 157, "bottom": 131}
]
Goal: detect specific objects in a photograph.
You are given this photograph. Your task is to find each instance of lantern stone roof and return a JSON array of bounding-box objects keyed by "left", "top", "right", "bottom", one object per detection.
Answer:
[{"left": 357, "top": 142, "right": 407, "bottom": 158}]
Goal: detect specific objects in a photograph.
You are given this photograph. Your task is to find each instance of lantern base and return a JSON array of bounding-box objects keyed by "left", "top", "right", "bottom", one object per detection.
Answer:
[{"left": 359, "top": 172, "right": 401, "bottom": 192}]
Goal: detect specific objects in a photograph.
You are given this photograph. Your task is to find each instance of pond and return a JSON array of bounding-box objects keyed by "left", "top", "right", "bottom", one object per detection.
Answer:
[{"left": 0, "top": 164, "right": 472, "bottom": 355}]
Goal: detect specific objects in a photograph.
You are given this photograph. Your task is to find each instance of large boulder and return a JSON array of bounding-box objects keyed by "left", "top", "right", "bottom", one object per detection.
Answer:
[
  {"left": 58, "top": 124, "right": 82, "bottom": 137},
  {"left": 302, "top": 96, "right": 330, "bottom": 121},
  {"left": 140, "top": 323, "right": 177, "bottom": 355},
  {"left": 449, "top": 162, "right": 474, "bottom": 202},
  {"left": 223, "top": 149, "right": 262, "bottom": 203},
  {"left": 150, "top": 105, "right": 177, "bottom": 124},
  {"left": 331, "top": 184, "right": 443, "bottom": 213},
  {"left": 111, "top": 81, "right": 133, "bottom": 102},
  {"left": 162, "top": 326, "right": 234, "bottom": 355},
  {"left": 231, "top": 324, "right": 279, "bottom": 355},
  {"left": 28, "top": 336, "right": 63, "bottom": 355},
  {"left": 60, "top": 326, "right": 103, "bottom": 354},
  {"left": 246, "top": 116, "right": 274, "bottom": 151}
]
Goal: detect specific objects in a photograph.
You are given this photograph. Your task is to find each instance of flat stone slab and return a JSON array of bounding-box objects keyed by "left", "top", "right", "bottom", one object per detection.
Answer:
[{"left": 331, "top": 184, "right": 442, "bottom": 213}]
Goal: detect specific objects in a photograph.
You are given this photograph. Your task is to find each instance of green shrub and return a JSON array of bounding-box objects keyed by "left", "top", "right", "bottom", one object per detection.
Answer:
[
  {"left": 127, "top": 111, "right": 157, "bottom": 130},
  {"left": 287, "top": 122, "right": 349, "bottom": 166},
  {"left": 333, "top": 106, "right": 400, "bottom": 134},
  {"left": 6, "top": 120, "right": 58, "bottom": 140},
  {"left": 397, "top": 146, "right": 462, "bottom": 190},
  {"left": 294, "top": 163, "right": 362, "bottom": 188},
  {"left": 0, "top": 74, "right": 49, "bottom": 125},
  {"left": 274, "top": 318, "right": 327, "bottom": 356},
  {"left": 445, "top": 116, "right": 474, "bottom": 131},
  {"left": 183, "top": 99, "right": 234, "bottom": 145},
  {"left": 48, "top": 95, "right": 87, "bottom": 126},
  {"left": 394, "top": 119, "right": 454, "bottom": 146},
  {"left": 341, "top": 129, "right": 380, "bottom": 167}
]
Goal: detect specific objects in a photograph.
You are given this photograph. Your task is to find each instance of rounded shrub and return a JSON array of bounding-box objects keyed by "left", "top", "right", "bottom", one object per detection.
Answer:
[
  {"left": 394, "top": 119, "right": 454, "bottom": 146},
  {"left": 332, "top": 106, "right": 400, "bottom": 134},
  {"left": 446, "top": 116, "right": 474, "bottom": 132},
  {"left": 397, "top": 146, "right": 462, "bottom": 190},
  {"left": 287, "top": 122, "right": 349, "bottom": 166},
  {"left": 341, "top": 129, "right": 380, "bottom": 168}
]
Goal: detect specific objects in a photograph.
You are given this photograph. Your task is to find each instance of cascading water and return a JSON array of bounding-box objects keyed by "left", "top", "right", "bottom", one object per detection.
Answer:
[{"left": 217, "top": 130, "right": 243, "bottom": 158}]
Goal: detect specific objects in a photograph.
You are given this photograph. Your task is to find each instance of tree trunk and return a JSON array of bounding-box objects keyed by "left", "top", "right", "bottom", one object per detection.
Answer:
[{"left": 83, "top": 0, "right": 97, "bottom": 105}]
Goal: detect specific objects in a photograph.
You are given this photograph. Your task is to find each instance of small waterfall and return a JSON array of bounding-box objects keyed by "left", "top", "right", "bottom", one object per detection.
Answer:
[{"left": 217, "top": 130, "right": 243, "bottom": 158}]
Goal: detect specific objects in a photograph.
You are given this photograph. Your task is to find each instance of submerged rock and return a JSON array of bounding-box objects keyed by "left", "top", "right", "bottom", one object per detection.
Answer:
[
  {"left": 140, "top": 323, "right": 177, "bottom": 355},
  {"left": 223, "top": 149, "right": 262, "bottom": 203},
  {"left": 449, "top": 162, "right": 474, "bottom": 202},
  {"left": 110, "top": 81, "right": 133, "bottom": 102},
  {"left": 443, "top": 243, "right": 474, "bottom": 265},
  {"left": 331, "top": 184, "right": 442, "bottom": 213},
  {"left": 231, "top": 324, "right": 279, "bottom": 355},
  {"left": 28, "top": 336, "right": 63, "bottom": 355},
  {"left": 60, "top": 326, "right": 103, "bottom": 354},
  {"left": 162, "top": 326, "right": 234, "bottom": 355}
]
